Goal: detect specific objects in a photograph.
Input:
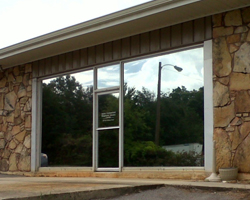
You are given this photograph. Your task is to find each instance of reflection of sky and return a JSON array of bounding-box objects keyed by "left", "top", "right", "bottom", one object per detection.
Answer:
[
  {"left": 97, "top": 64, "right": 120, "bottom": 89},
  {"left": 43, "top": 47, "right": 203, "bottom": 96},
  {"left": 124, "top": 47, "right": 203, "bottom": 95}
]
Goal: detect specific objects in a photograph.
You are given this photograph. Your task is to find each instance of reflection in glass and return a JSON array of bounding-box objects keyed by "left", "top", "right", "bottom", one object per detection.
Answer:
[
  {"left": 98, "top": 129, "right": 119, "bottom": 168},
  {"left": 98, "top": 93, "right": 119, "bottom": 128},
  {"left": 97, "top": 64, "right": 120, "bottom": 89},
  {"left": 123, "top": 47, "right": 204, "bottom": 167},
  {"left": 42, "top": 70, "right": 93, "bottom": 167}
]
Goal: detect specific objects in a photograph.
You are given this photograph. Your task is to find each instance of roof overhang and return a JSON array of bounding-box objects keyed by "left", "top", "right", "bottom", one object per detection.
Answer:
[{"left": 0, "top": 0, "right": 250, "bottom": 68}]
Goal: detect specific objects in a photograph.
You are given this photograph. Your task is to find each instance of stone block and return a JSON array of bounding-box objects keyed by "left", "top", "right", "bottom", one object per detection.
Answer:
[
  {"left": 214, "top": 102, "right": 235, "bottom": 127},
  {"left": 225, "top": 10, "right": 242, "bottom": 26},
  {"left": 8, "top": 73, "right": 15, "bottom": 82},
  {"left": 19, "top": 97, "right": 28, "bottom": 104},
  {"left": 235, "top": 135, "right": 250, "bottom": 172},
  {"left": 23, "top": 135, "right": 31, "bottom": 149},
  {"left": 9, "top": 153, "right": 18, "bottom": 171},
  {"left": 15, "top": 130, "right": 26, "bottom": 143},
  {"left": 247, "top": 31, "right": 250, "bottom": 41},
  {"left": 213, "top": 14, "right": 222, "bottom": 27},
  {"left": 230, "top": 73, "right": 250, "bottom": 90},
  {"left": 6, "top": 112, "right": 14, "bottom": 123},
  {"left": 230, "top": 117, "right": 243, "bottom": 126},
  {"left": 217, "top": 76, "right": 229, "bottom": 85},
  {"left": 18, "top": 155, "right": 31, "bottom": 171},
  {"left": 4, "top": 91, "right": 17, "bottom": 111},
  {"left": 234, "top": 42, "right": 250, "bottom": 73},
  {"left": 14, "top": 117, "right": 23, "bottom": 125},
  {"left": 235, "top": 91, "right": 250, "bottom": 113},
  {"left": 0, "top": 132, "right": 4, "bottom": 139},
  {"left": 15, "top": 143, "right": 24, "bottom": 153},
  {"left": 8, "top": 139, "right": 17, "bottom": 150},
  {"left": 244, "top": 117, "right": 250, "bottom": 121},
  {"left": 12, "top": 125, "right": 21, "bottom": 135},
  {"left": 0, "top": 94, "right": 3, "bottom": 110},
  {"left": 214, "top": 128, "right": 231, "bottom": 169},
  {"left": 229, "top": 44, "right": 239, "bottom": 53},
  {"left": 213, "top": 81, "right": 230, "bottom": 106},
  {"left": 15, "top": 76, "right": 22, "bottom": 83},
  {"left": 213, "top": 27, "right": 233, "bottom": 38},
  {"left": 2, "top": 149, "right": 11, "bottom": 159},
  {"left": 0, "top": 139, "right": 5, "bottom": 149},
  {"left": 17, "top": 83, "right": 26, "bottom": 99},
  {"left": 13, "top": 67, "right": 19, "bottom": 76},
  {"left": 242, "top": 7, "right": 250, "bottom": 24},
  {"left": 0, "top": 77, "right": 7, "bottom": 88},
  {"left": 25, "top": 64, "right": 32, "bottom": 73},
  {"left": 235, "top": 26, "right": 248, "bottom": 33},
  {"left": 25, "top": 115, "right": 31, "bottom": 129},
  {"left": 243, "top": 113, "right": 249, "bottom": 117},
  {"left": 227, "top": 34, "right": 241, "bottom": 43},
  {"left": 24, "top": 98, "right": 31, "bottom": 112},
  {"left": 14, "top": 102, "right": 21, "bottom": 118},
  {"left": 213, "top": 37, "right": 232, "bottom": 77},
  {"left": 23, "top": 74, "right": 30, "bottom": 87},
  {"left": 0, "top": 159, "right": 9, "bottom": 171}
]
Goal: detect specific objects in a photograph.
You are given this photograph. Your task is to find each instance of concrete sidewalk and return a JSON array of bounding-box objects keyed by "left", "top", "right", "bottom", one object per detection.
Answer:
[{"left": 1, "top": 175, "right": 250, "bottom": 200}]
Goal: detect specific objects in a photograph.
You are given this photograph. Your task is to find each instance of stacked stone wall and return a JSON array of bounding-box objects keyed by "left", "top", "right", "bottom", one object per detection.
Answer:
[
  {"left": 213, "top": 7, "right": 250, "bottom": 172},
  {"left": 0, "top": 64, "right": 32, "bottom": 172}
]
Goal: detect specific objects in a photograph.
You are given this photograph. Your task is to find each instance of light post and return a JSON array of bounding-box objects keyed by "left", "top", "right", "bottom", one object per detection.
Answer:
[{"left": 155, "top": 62, "right": 183, "bottom": 146}]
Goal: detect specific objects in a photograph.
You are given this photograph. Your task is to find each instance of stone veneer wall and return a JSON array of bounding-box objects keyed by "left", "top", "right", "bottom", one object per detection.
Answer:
[
  {"left": 213, "top": 7, "right": 250, "bottom": 172},
  {"left": 0, "top": 64, "right": 32, "bottom": 172}
]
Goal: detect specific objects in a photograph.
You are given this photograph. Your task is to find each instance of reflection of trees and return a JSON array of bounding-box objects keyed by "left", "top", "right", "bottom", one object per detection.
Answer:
[
  {"left": 42, "top": 75, "right": 93, "bottom": 166},
  {"left": 42, "top": 75, "right": 204, "bottom": 167},
  {"left": 124, "top": 84, "right": 204, "bottom": 166}
]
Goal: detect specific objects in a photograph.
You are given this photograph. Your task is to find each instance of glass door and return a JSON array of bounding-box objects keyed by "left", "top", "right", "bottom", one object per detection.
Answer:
[{"left": 93, "top": 64, "right": 122, "bottom": 172}]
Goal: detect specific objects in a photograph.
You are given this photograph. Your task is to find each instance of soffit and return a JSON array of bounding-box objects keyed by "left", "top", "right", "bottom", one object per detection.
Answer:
[{"left": 0, "top": 0, "right": 250, "bottom": 68}]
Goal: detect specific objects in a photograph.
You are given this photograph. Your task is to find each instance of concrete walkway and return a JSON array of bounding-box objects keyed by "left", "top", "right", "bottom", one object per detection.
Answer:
[{"left": 1, "top": 175, "right": 250, "bottom": 200}]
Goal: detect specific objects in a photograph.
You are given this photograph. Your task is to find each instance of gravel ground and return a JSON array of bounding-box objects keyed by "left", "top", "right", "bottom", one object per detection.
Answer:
[{"left": 100, "top": 186, "right": 250, "bottom": 200}]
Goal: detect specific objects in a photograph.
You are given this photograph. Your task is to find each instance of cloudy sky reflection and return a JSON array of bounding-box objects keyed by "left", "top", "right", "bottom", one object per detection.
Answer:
[
  {"left": 43, "top": 47, "right": 203, "bottom": 96},
  {"left": 124, "top": 47, "right": 204, "bottom": 96}
]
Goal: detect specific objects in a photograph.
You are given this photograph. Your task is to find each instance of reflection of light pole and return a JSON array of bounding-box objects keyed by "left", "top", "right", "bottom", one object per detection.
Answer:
[{"left": 155, "top": 62, "right": 183, "bottom": 146}]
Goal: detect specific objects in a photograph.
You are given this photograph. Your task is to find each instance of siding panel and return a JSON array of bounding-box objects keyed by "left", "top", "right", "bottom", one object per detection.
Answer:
[
  {"left": 160, "top": 27, "right": 171, "bottom": 50},
  {"left": 182, "top": 21, "right": 194, "bottom": 44},
  {"left": 131, "top": 35, "right": 140, "bottom": 56},
  {"left": 122, "top": 37, "right": 130, "bottom": 58},
  {"left": 194, "top": 18, "right": 205, "bottom": 42},
  {"left": 150, "top": 30, "right": 160, "bottom": 52},
  {"left": 140, "top": 32, "right": 150, "bottom": 54},
  {"left": 104, "top": 42, "right": 113, "bottom": 62},
  {"left": 171, "top": 24, "right": 182, "bottom": 47},
  {"left": 33, "top": 16, "right": 212, "bottom": 78}
]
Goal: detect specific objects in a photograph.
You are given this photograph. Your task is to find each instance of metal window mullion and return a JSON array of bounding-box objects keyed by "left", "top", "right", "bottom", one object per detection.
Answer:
[
  {"left": 119, "top": 61, "right": 124, "bottom": 172},
  {"left": 93, "top": 67, "right": 98, "bottom": 171},
  {"left": 96, "top": 126, "right": 119, "bottom": 131}
]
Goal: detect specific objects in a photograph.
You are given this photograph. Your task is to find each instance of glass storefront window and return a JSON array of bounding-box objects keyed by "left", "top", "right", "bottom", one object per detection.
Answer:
[{"left": 123, "top": 47, "right": 204, "bottom": 167}]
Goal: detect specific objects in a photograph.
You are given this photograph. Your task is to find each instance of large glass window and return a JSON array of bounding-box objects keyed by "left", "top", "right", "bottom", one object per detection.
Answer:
[
  {"left": 42, "top": 70, "right": 93, "bottom": 167},
  {"left": 123, "top": 47, "right": 204, "bottom": 167},
  {"left": 41, "top": 47, "right": 204, "bottom": 169}
]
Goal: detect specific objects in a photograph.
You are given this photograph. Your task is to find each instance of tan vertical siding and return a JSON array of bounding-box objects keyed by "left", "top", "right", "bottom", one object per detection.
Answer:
[{"left": 33, "top": 16, "right": 212, "bottom": 78}]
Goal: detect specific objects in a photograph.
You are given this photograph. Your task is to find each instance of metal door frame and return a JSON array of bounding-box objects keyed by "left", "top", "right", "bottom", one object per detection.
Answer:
[{"left": 92, "top": 63, "right": 123, "bottom": 172}]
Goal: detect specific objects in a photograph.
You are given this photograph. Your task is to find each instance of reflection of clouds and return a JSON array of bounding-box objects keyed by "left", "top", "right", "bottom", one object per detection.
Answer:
[
  {"left": 98, "top": 64, "right": 120, "bottom": 88},
  {"left": 72, "top": 70, "right": 93, "bottom": 88},
  {"left": 43, "top": 48, "right": 203, "bottom": 94},
  {"left": 125, "top": 47, "right": 204, "bottom": 95}
]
